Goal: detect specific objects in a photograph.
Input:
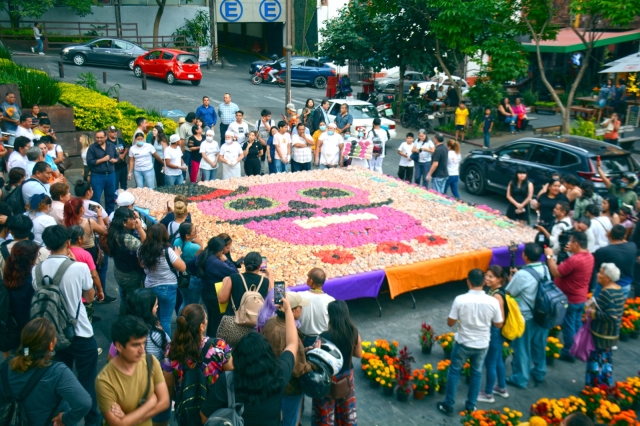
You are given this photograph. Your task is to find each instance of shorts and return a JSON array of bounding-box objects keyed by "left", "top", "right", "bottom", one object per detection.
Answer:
[{"left": 455, "top": 125, "right": 466, "bottom": 131}]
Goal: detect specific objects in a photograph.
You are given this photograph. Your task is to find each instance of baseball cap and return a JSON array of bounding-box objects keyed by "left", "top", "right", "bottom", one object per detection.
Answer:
[
  {"left": 116, "top": 191, "right": 135, "bottom": 207},
  {"left": 155, "top": 121, "right": 164, "bottom": 129},
  {"left": 169, "top": 134, "right": 180, "bottom": 144},
  {"left": 286, "top": 103, "right": 295, "bottom": 111},
  {"left": 287, "top": 292, "right": 309, "bottom": 309},
  {"left": 107, "top": 125, "right": 117, "bottom": 132},
  {"left": 178, "top": 117, "right": 186, "bottom": 124}
]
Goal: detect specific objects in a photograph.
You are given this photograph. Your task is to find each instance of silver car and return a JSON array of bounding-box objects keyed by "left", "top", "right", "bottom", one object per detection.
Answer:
[{"left": 374, "top": 71, "right": 428, "bottom": 93}]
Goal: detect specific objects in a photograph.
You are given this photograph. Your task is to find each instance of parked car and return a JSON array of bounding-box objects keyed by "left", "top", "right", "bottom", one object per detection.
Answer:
[
  {"left": 418, "top": 75, "right": 470, "bottom": 97},
  {"left": 460, "top": 136, "right": 640, "bottom": 196},
  {"left": 374, "top": 71, "right": 428, "bottom": 94},
  {"left": 327, "top": 99, "right": 397, "bottom": 139},
  {"left": 249, "top": 56, "right": 336, "bottom": 89},
  {"left": 60, "top": 38, "right": 147, "bottom": 70},
  {"left": 133, "top": 48, "right": 202, "bottom": 86}
]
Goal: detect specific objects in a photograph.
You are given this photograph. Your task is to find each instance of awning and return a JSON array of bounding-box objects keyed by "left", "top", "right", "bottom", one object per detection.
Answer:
[
  {"left": 600, "top": 63, "right": 640, "bottom": 73},
  {"left": 605, "top": 52, "right": 640, "bottom": 66},
  {"left": 520, "top": 28, "right": 640, "bottom": 54}
]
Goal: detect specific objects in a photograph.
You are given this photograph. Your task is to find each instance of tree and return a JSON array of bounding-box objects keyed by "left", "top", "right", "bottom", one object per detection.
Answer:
[
  {"left": 520, "top": 0, "right": 640, "bottom": 133},
  {"left": 1, "top": 0, "right": 95, "bottom": 28},
  {"left": 153, "top": 0, "right": 193, "bottom": 48},
  {"left": 172, "top": 10, "right": 209, "bottom": 51}
]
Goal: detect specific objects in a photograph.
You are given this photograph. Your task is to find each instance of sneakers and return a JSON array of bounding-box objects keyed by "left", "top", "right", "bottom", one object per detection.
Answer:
[
  {"left": 559, "top": 353, "right": 576, "bottom": 363},
  {"left": 612, "top": 345, "right": 618, "bottom": 351},
  {"left": 31, "top": 47, "right": 35, "bottom": 53},
  {"left": 96, "top": 295, "right": 118, "bottom": 304},
  {"left": 493, "top": 387, "right": 509, "bottom": 399},
  {"left": 39, "top": 52, "right": 45, "bottom": 55},
  {"left": 477, "top": 392, "right": 495, "bottom": 403},
  {"left": 437, "top": 402, "right": 454, "bottom": 417}
]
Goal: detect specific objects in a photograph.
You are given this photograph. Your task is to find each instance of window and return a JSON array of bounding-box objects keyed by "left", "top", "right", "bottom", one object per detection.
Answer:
[
  {"left": 349, "top": 105, "right": 380, "bottom": 119},
  {"left": 529, "top": 145, "right": 559, "bottom": 166},
  {"left": 497, "top": 143, "right": 532, "bottom": 161},
  {"left": 145, "top": 51, "right": 162, "bottom": 60},
  {"left": 91, "top": 39, "right": 111, "bottom": 48},
  {"left": 598, "top": 155, "right": 636, "bottom": 174},
  {"left": 559, "top": 151, "right": 580, "bottom": 167},
  {"left": 162, "top": 52, "right": 175, "bottom": 60},
  {"left": 290, "top": 58, "right": 305, "bottom": 66},
  {"left": 177, "top": 54, "right": 197, "bottom": 64},
  {"left": 114, "top": 40, "right": 133, "bottom": 50},
  {"left": 329, "top": 104, "right": 342, "bottom": 115},
  {"left": 305, "top": 59, "right": 320, "bottom": 68}
]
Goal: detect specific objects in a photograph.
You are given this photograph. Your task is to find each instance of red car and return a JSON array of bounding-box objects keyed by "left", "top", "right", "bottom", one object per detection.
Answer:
[{"left": 133, "top": 48, "right": 202, "bottom": 86}]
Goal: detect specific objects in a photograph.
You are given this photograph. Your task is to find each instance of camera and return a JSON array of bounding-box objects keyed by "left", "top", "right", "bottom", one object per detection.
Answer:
[
  {"left": 508, "top": 242, "right": 519, "bottom": 269},
  {"left": 556, "top": 228, "right": 576, "bottom": 264}
]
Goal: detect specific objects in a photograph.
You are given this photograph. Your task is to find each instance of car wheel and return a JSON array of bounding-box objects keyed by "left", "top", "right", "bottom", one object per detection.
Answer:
[
  {"left": 464, "top": 165, "right": 486, "bottom": 195},
  {"left": 191, "top": 80, "right": 201, "bottom": 86},
  {"left": 133, "top": 66, "right": 143, "bottom": 78},
  {"left": 166, "top": 72, "right": 176, "bottom": 85},
  {"left": 128, "top": 59, "right": 135, "bottom": 70},
  {"left": 72, "top": 54, "right": 86, "bottom": 66},
  {"left": 313, "top": 76, "right": 327, "bottom": 89}
]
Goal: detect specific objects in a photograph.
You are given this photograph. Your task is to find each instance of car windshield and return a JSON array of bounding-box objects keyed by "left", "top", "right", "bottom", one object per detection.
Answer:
[
  {"left": 177, "top": 54, "right": 197, "bottom": 64},
  {"left": 349, "top": 105, "right": 380, "bottom": 119},
  {"left": 595, "top": 155, "right": 638, "bottom": 174},
  {"left": 386, "top": 71, "right": 400, "bottom": 79}
]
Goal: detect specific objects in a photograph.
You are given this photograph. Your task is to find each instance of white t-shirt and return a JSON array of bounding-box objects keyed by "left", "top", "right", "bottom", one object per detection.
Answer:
[
  {"left": 129, "top": 143, "right": 156, "bottom": 171},
  {"left": 255, "top": 119, "right": 276, "bottom": 144},
  {"left": 219, "top": 141, "right": 243, "bottom": 164},
  {"left": 143, "top": 248, "right": 179, "bottom": 287},
  {"left": 25, "top": 161, "right": 36, "bottom": 179},
  {"left": 367, "top": 128, "right": 389, "bottom": 159},
  {"left": 591, "top": 216, "right": 613, "bottom": 251},
  {"left": 15, "top": 126, "right": 37, "bottom": 141},
  {"left": 398, "top": 142, "right": 415, "bottom": 167},
  {"left": 32, "top": 213, "right": 58, "bottom": 245},
  {"left": 415, "top": 139, "right": 434, "bottom": 163},
  {"left": 7, "top": 151, "right": 28, "bottom": 173},
  {"left": 297, "top": 291, "right": 336, "bottom": 336},
  {"left": 227, "top": 121, "right": 249, "bottom": 145},
  {"left": 318, "top": 133, "right": 342, "bottom": 166},
  {"left": 164, "top": 146, "right": 183, "bottom": 176},
  {"left": 273, "top": 132, "right": 291, "bottom": 160},
  {"left": 448, "top": 289, "right": 502, "bottom": 349},
  {"left": 32, "top": 255, "right": 94, "bottom": 338},
  {"left": 81, "top": 147, "right": 88, "bottom": 166},
  {"left": 83, "top": 199, "right": 109, "bottom": 222},
  {"left": 447, "top": 151, "right": 461, "bottom": 176},
  {"left": 48, "top": 144, "right": 63, "bottom": 160},
  {"left": 21, "top": 179, "right": 50, "bottom": 206},
  {"left": 199, "top": 140, "right": 220, "bottom": 170}
]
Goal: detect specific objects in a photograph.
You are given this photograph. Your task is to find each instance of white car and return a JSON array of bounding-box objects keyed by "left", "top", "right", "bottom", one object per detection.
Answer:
[
  {"left": 417, "top": 75, "right": 470, "bottom": 97},
  {"left": 327, "top": 99, "right": 397, "bottom": 139}
]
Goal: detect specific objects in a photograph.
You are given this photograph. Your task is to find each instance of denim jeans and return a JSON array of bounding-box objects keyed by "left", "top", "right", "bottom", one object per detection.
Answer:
[
  {"left": 504, "top": 116, "right": 516, "bottom": 133},
  {"left": 561, "top": 302, "right": 585, "bottom": 358},
  {"left": 164, "top": 174, "right": 184, "bottom": 186},
  {"left": 274, "top": 159, "right": 290, "bottom": 173},
  {"left": 182, "top": 151, "right": 190, "bottom": 180},
  {"left": 431, "top": 177, "right": 447, "bottom": 194},
  {"left": 414, "top": 161, "right": 431, "bottom": 188},
  {"left": 509, "top": 318, "right": 548, "bottom": 387},
  {"left": 483, "top": 132, "right": 491, "bottom": 148},
  {"left": 90, "top": 171, "right": 116, "bottom": 214},
  {"left": 96, "top": 255, "right": 110, "bottom": 299},
  {"left": 281, "top": 394, "right": 304, "bottom": 426},
  {"left": 201, "top": 168, "right": 218, "bottom": 181},
  {"left": 34, "top": 38, "right": 43, "bottom": 53},
  {"left": 291, "top": 160, "right": 311, "bottom": 172},
  {"left": 483, "top": 326, "right": 507, "bottom": 394},
  {"left": 445, "top": 176, "right": 460, "bottom": 198},
  {"left": 443, "top": 342, "right": 488, "bottom": 411},
  {"left": 150, "top": 284, "right": 177, "bottom": 336},
  {"left": 179, "top": 276, "right": 202, "bottom": 315},
  {"left": 134, "top": 167, "right": 155, "bottom": 189}
]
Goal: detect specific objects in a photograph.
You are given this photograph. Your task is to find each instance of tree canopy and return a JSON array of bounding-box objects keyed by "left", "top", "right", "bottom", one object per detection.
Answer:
[{"left": 2, "top": 0, "right": 96, "bottom": 27}]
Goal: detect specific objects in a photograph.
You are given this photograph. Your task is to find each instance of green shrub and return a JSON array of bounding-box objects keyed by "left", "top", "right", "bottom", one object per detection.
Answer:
[
  {"left": 534, "top": 101, "right": 557, "bottom": 108},
  {"left": 0, "top": 44, "right": 11, "bottom": 60},
  {"left": 467, "top": 80, "right": 505, "bottom": 109},
  {"left": 0, "top": 60, "right": 61, "bottom": 107},
  {"left": 570, "top": 117, "right": 602, "bottom": 140},
  {"left": 522, "top": 89, "right": 538, "bottom": 107}
]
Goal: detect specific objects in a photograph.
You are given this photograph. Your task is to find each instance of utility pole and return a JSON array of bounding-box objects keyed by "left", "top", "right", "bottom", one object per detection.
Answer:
[
  {"left": 208, "top": 0, "right": 219, "bottom": 62},
  {"left": 114, "top": 0, "right": 122, "bottom": 38},
  {"left": 284, "top": 0, "right": 292, "bottom": 106}
]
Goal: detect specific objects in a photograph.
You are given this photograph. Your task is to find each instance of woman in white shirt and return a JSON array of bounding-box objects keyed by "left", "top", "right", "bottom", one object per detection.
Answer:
[
  {"left": 151, "top": 125, "right": 168, "bottom": 187},
  {"left": 412, "top": 129, "right": 434, "bottom": 187},
  {"left": 128, "top": 133, "right": 162, "bottom": 189},
  {"left": 27, "top": 193, "right": 57, "bottom": 245},
  {"left": 219, "top": 132, "right": 244, "bottom": 179},
  {"left": 445, "top": 139, "right": 462, "bottom": 199},
  {"left": 164, "top": 134, "right": 188, "bottom": 186},
  {"left": 199, "top": 129, "right": 219, "bottom": 181},
  {"left": 79, "top": 134, "right": 93, "bottom": 181}
]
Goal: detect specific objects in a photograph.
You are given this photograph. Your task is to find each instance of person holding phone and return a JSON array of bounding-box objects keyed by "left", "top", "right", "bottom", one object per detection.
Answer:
[{"left": 218, "top": 252, "right": 274, "bottom": 319}]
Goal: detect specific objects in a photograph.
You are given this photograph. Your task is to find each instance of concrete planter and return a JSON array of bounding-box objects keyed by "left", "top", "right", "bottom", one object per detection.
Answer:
[{"left": 26, "top": 106, "right": 75, "bottom": 132}]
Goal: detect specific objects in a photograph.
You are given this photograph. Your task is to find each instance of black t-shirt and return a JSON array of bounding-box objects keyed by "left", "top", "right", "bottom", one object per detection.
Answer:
[
  {"left": 426, "top": 90, "right": 438, "bottom": 101},
  {"left": 431, "top": 143, "right": 449, "bottom": 178},
  {"left": 109, "top": 137, "right": 127, "bottom": 170},
  {"left": 242, "top": 140, "right": 262, "bottom": 160},
  {"left": 201, "top": 351, "right": 294, "bottom": 426},
  {"left": 594, "top": 241, "right": 637, "bottom": 281},
  {"left": 188, "top": 135, "right": 203, "bottom": 163},
  {"left": 537, "top": 193, "right": 568, "bottom": 226},
  {"left": 447, "top": 89, "right": 459, "bottom": 106},
  {"left": 225, "top": 273, "right": 269, "bottom": 315},
  {"left": 321, "top": 330, "right": 355, "bottom": 375}
]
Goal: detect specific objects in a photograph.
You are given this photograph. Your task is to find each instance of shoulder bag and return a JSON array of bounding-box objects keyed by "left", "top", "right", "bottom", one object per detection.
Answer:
[
  {"left": 55, "top": 145, "right": 73, "bottom": 174},
  {"left": 138, "top": 354, "right": 154, "bottom": 406},
  {"left": 165, "top": 247, "right": 190, "bottom": 289}
]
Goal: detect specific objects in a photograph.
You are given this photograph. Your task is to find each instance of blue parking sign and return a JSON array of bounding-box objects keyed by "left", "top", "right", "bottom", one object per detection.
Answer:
[
  {"left": 220, "top": 0, "right": 243, "bottom": 22},
  {"left": 259, "top": 0, "right": 281, "bottom": 21}
]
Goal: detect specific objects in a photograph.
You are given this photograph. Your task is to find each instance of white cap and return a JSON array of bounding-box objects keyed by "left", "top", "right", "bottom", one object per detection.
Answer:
[
  {"left": 286, "top": 103, "right": 295, "bottom": 111},
  {"left": 327, "top": 123, "right": 337, "bottom": 129},
  {"left": 116, "top": 191, "right": 135, "bottom": 207},
  {"left": 169, "top": 134, "right": 180, "bottom": 144},
  {"left": 225, "top": 131, "right": 234, "bottom": 139},
  {"left": 206, "top": 129, "right": 215, "bottom": 137}
]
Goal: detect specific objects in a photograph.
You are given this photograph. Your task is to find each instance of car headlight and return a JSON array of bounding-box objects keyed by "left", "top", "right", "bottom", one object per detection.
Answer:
[{"left": 62, "top": 48, "right": 70, "bottom": 54}]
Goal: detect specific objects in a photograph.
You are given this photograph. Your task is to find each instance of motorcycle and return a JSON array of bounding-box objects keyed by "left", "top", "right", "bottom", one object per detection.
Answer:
[
  {"left": 400, "top": 102, "right": 433, "bottom": 131},
  {"left": 251, "top": 65, "right": 286, "bottom": 87}
]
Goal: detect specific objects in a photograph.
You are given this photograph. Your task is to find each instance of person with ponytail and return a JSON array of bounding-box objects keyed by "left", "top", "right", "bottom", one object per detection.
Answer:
[
  {"left": 69, "top": 225, "right": 105, "bottom": 320},
  {"left": 0, "top": 318, "right": 91, "bottom": 426},
  {"left": 174, "top": 222, "right": 204, "bottom": 313},
  {"left": 166, "top": 200, "right": 188, "bottom": 240},
  {"left": 63, "top": 196, "right": 106, "bottom": 272},
  {"left": 477, "top": 265, "right": 509, "bottom": 403},
  {"left": 162, "top": 304, "right": 231, "bottom": 425},
  {"left": 187, "top": 237, "right": 238, "bottom": 336}
]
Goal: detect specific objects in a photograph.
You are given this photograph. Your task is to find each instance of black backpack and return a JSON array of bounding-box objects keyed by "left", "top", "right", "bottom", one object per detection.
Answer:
[
  {"left": 168, "top": 221, "right": 180, "bottom": 245},
  {"left": 174, "top": 338, "right": 211, "bottom": 426},
  {"left": 523, "top": 266, "right": 569, "bottom": 329},
  {"left": 0, "top": 242, "right": 20, "bottom": 353},
  {"left": 4, "top": 179, "right": 46, "bottom": 215},
  {"left": 0, "top": 362, "right": 58, "bottom": 426}
]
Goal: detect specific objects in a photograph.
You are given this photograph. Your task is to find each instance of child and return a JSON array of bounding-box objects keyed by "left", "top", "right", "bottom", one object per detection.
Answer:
[
  {"left": 454, "top": 101, "right": 469, "bottom": 142},
  {"left": 483, "top": 108, "right": 494, "bottom": 148},
  {"left": 397, "top": 132, "right": 415, "bottom": 182}
]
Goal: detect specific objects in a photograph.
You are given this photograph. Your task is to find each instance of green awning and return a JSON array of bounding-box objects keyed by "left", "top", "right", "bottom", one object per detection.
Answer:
[{"left": 520, "top": 28, "right": 640, "bottom": 54}]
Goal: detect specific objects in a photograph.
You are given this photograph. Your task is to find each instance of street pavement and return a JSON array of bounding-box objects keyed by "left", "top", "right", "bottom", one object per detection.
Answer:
[{"left": 9, "top": 51, "right": 640, "bottom": 425}]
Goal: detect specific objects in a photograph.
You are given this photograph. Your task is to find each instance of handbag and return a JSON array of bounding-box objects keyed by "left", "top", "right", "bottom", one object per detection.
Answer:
[
  {"left": 569, "top": 314, "right": 595, "bottom": 362},
  {"left": 55, "top": 146, "right": 73, "bottom": 173},
  {"left": 89, "top": 219, "right": 105, "bottom": 269},
  {"left": 216, "top": 315, "right": 253, "bottom": 348},
  {"left": 164, "top": 248, "right": 190, "bottom": 289},
  {"left": 327, "top": 375, "right": 351, "bottom": 399}
]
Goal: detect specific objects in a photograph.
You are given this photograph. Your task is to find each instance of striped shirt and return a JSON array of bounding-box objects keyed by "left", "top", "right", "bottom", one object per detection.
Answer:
[
  {"left": 591, "top": 286, "right": 626, "bottom": 349},
  {"left": 218, "top": 102, "right": 239, "bottom": 125}
]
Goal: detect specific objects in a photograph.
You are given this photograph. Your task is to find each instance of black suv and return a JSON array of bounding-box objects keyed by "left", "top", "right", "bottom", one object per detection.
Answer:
[{"left": 460, "top": 136, "right": 640, "bottom": 196}]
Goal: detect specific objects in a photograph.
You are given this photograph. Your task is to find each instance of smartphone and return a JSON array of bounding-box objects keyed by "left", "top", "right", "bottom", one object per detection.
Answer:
[
  {"left": 596, "top": 155, "right": 601, "bottom": 163},
  {"left": 88, "top": 203, "right": 100, "bottom": 212},
  {"left": 260, "top": 256, "right": 267, "bottom": 271},
  {"left": 274, "top": 281, "right": 285, "bottom": 305}
]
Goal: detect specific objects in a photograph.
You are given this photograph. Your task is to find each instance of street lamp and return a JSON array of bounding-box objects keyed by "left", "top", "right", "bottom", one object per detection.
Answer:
[{"left": 284, "top": 0, "right": 292, "bottom": 107}]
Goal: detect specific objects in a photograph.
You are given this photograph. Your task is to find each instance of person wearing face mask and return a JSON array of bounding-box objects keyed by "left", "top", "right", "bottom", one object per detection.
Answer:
[
  {"left": 199, "top": 129, "right": 220, "bottom": 181},
  {"left": 312, "top": 120, "right": 327, "bottom": 147},
  {"left": 128, "top": 133, "right": 162, "bottom": 189},
  {"left": 163, "top": 134, "right": 188, "bottom": 186},
  {"left": 315, "top": 123, "right": 344, "bottom": 169},
  {"left": 348, "top": 125, "right": 370, "bottom": 169},
  {"left": 27, "top": 193, "right": 56, "bottom": 245},
  {"left": 219, "top": 131, "right": 244, "bottom": 179}
]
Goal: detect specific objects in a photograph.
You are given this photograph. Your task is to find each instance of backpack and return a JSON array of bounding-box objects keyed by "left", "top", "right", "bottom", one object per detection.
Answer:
[
  {"left": 30, "top": 259, "right": 80, "bottom": 351},
  {"left": 168, "top": 221, "right": 180, "bottom": 245},
  {"left": 370, "top": 129, "right": 390, "bottom": 155},
  {"left": 4, "top": 179, "right": 45, "bottom": 216},
  {"left": 523, "top": 266, "right": 569, "bottom": 329},
  {"left": 204, "top": 371, "right": 244, "bottom": 426},
  {"left": 0, "top": 362, "right": 59, "bottom": 426},
  {"left": 174, "top": 338, "right": 213, "bottom": 426},
  {"left": 341, "top": 76, "right": 351, "bottom": 88},
  {"left": 0, "top": 241, "right": 20, "bottom": 353},
  {"left": 501, "top": 293, "right": 526, "bottom": 341},
  {"left": 230, "top": 274, "right": 264, "bottom": 327}
]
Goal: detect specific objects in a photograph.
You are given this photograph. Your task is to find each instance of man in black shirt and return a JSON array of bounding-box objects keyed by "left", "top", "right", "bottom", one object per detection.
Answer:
[
  {"left": 106, "top": 125, "right": 129, "bottom": 190},
  {"left": 427, "top": 133, "right": 449, "bottom": 194},
  {"left": 86, "top": 130, "right": 118, "bottom": 214},
  {"left": 593, "top": 224, "right": 636, "bottom": 299},
  {"left": 425, "top": 84, "right": 444, "bottom": 114}
]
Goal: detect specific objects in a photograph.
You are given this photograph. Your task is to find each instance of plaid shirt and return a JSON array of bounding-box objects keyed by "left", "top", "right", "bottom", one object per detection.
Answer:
[
  {"left": 218, "top": 102, "right": 239, "bottom": 125},
  {"left": 291, "top": 134, "right": 313, "bottom": 164}
]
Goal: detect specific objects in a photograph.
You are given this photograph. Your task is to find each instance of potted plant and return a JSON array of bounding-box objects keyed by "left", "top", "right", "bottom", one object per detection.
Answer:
[
  {"left": 364, "top": 357, "right": 385, "bottom": 388},
  {"left": 610, "top": 382, "right": 637, "bottom": 410},
  {"left": 462, "top": 359, "right": 471, "bottom": 385},
  {"left": 435, "top": 332, "right": 454, "bottom": 360},
  {"left": 459, "top": 407, "right": 523, "bottom": 425},
  {"left": 395, "top": 346, "right": 414, "bottom": 402},
  {"left": 436, "top": 359, "right": 451, "bottom": 394},
  {"left": 579, "top": 386, "right": 606, "bottom": 417},
  {"left": 373, "top": 339, "right": 399, "bottom": 358},
  {"left": 546, "top": 336, "right": 563, "bottom": 365},
  {"left": 419, "top": 323, "right": 435, "bottom": 354},
  {"left": 411, "top": 368, "right": 430, "bottom": 399},
  {"left": 625, "top": 310, "right": 640, "bottom": 339},
  {"left": 378, "top": 364, "right": 396, "bottom": 396},
  {"left": 549, "top": 325, "right": 562, "bottom": 338},
  {"left": 620, "top": 316, "right": 634, "bottom": 342}
]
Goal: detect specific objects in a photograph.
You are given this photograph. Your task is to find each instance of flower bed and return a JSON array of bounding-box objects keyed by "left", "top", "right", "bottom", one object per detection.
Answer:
[{"left": 128, "top": 168, "right": 536, "bottom": 285}]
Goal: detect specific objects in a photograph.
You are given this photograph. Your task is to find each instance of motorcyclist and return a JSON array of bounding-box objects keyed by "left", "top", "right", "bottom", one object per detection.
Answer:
[
  {"left": 267, "top": 54, "right": 282, "bottom": 83},
  {"left": 337, "top": 74, "right": 352, "bottom": 98}
]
